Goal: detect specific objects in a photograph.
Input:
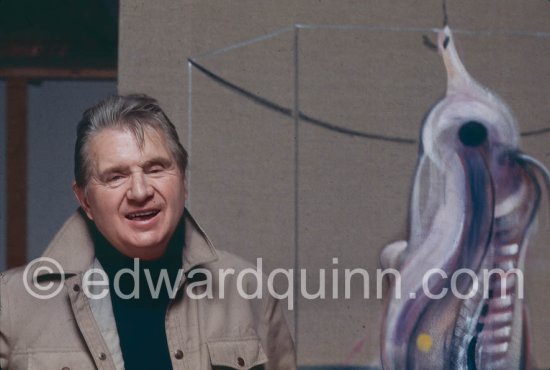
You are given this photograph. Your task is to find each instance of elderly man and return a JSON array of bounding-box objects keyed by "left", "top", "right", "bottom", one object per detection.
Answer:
[{"left": 0, "top": 94, "right": 296, "bottom": 369}]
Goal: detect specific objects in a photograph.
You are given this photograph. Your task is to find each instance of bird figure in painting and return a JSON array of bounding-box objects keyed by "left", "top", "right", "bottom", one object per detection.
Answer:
[{"left": 380, "top": 26, "right": 549, "bottom": 370}]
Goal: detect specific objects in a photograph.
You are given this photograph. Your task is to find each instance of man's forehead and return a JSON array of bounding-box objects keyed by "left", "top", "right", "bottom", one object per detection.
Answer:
[{"left": 88, "top": 127, "right": 174, "bottom": 170}]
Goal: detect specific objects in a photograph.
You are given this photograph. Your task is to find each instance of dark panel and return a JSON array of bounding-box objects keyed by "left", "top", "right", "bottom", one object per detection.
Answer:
[
  {"left": 6, "top": 78, "right": 27, "bottom": 268},
  {"left": 0, "top": 0, "right": 118, "bottom": 68}
]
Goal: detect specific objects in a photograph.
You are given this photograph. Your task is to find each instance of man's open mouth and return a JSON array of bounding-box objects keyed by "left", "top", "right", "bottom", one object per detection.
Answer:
[{"left": 125, "top": 209, "right": 160, "bottom": 221}]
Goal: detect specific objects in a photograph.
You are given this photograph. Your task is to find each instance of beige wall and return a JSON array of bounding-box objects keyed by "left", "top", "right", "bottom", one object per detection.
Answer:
[{"left": 119, "top": 1, "right": 550, "bottom": 366}]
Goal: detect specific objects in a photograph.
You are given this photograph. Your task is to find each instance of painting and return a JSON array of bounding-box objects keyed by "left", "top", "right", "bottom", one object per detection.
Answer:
[
  {"left": 184, "top": 16, "right": 550, "bottom": 369},
  {"left": 380, "top": 27, "right": 549, "bottom": 369}
]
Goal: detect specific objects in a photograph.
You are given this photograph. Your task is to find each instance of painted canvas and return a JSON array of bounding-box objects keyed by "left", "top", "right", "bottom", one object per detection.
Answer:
[{"left": 380, "top": 27, "right": 549, "bottom": 370}]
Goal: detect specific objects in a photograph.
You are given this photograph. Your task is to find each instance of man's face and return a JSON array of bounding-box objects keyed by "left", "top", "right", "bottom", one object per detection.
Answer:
[{"left": 73, "top": 126, "right": 187, "bottom": 260}]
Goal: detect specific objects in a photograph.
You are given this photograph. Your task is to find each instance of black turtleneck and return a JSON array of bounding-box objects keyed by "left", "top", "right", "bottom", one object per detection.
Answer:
[{"left": 92, "top": 220, "right": 184, "bottom": 370}]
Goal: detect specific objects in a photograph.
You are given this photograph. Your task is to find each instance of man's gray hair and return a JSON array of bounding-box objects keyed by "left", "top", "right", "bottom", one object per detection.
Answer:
[{"left": 74, "top": 94, "right": 188, "bottom": 187}]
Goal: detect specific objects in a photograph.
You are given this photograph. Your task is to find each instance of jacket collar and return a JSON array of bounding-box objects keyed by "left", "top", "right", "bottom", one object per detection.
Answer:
[{"left": 40, "top": 208, "right": 218, "bottom": 275}]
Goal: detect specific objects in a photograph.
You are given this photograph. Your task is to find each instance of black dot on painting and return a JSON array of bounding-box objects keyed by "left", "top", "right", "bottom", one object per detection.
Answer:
[{"left": 458, "top": 121, "right": 487, "bottom": 147}]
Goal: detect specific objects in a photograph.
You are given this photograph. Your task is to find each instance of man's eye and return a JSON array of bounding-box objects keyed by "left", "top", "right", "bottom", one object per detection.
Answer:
[
  {"left": 148, "top": 166, "right": 165, "bottom": 174},
  {"left": 107, "top": 175, "right": 125, "bottom": 183}
]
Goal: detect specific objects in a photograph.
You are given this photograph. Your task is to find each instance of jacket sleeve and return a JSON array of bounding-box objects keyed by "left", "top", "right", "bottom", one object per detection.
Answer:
[{"left": 261, "top": 293, "right": 297, "bottom": 370}]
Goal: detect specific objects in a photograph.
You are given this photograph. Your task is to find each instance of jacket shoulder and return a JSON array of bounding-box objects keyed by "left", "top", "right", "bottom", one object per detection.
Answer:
[
  {"left": 1, "top": 266, "right": 28, "bottom": 292},
  {"left": 208, "top": 249, "right": 261, "bottom": 272}
]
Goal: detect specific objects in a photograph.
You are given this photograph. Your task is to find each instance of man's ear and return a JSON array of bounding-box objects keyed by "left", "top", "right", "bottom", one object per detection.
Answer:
[{"left": 72, "top": 182, "right": 94, "bottom": 220}]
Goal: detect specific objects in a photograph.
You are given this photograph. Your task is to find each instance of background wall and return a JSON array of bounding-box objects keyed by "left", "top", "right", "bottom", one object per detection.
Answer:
[{"left": 118, "top": 0, "right": 550, "bottom": 366}]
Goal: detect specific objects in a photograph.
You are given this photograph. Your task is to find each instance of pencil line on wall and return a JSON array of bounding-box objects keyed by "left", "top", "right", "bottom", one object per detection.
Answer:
[
  {"left": 187, "top": 61, "right": 193, "bottom": 208},
  {"left": 187, "top": 59, "right": 418, "bottom": 144},
  {"left": 293, "top": 24, "right": 300, "bottom": 351}
]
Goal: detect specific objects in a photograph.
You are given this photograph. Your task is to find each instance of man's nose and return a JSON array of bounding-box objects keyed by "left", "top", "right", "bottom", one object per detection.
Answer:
[{"left": 127, "top": 172, "right": 153, "bottom": 201}]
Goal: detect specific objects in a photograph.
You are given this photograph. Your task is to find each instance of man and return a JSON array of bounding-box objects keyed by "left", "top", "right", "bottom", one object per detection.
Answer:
[{"left": 0, "top": 94, "right": 296, "bottom": 369}]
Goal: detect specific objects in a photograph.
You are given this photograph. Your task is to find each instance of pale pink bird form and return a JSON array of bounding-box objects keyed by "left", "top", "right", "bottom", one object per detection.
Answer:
[{"left": 380, "top": 26, "right": 549, "bottom": 370}]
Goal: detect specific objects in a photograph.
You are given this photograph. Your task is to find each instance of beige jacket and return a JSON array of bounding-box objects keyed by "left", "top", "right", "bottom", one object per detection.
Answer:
[{"left": 0, "top": 210, "right": 296, "bottom": 370}]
